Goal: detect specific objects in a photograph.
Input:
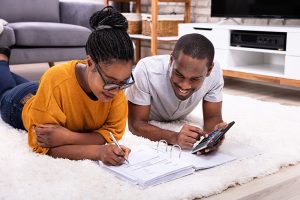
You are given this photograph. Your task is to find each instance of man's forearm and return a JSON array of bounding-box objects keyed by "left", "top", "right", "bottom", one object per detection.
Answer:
[
  {"left": 48, "top": 144, "right": 103, "bottom": 160},
  {"left": 203, "top": 116, "right": 223, "bottom": 133},
  {"left": 130, "top": 121, "right": 178, "bottom": 145}
]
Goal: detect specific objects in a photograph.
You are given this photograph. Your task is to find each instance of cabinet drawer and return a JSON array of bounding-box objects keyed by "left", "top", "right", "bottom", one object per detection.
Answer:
[{"left": 179, "top": 24, "right": 230, "bottom": 49}]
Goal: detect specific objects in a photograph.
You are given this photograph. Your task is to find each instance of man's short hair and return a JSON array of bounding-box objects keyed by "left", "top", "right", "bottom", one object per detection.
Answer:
[{"left": 173, "top": 33, "right": 215, "bottom": 67}]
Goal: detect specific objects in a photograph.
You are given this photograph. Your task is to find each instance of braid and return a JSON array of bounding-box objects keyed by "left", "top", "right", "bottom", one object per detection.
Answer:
[{"left": 86, "top": 6, "right": 134, "bottom": 65}]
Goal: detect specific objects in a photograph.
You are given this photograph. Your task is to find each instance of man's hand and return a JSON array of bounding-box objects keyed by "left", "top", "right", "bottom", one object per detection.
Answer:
[
  {"left": 176, "top": 124, "right": 206, "bottom": 150},
  {"left": 197, "top": 121, "right": 228, "bottom": 155},
  {"left": 35, "top": 124, "right": 72, "bottom": 148},
  {"left": 99, "top": 144, "right": 131, "bottom": 166}
]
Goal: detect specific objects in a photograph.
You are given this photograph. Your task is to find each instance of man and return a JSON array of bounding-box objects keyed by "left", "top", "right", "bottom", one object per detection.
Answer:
[{"left": 126, "top": 33, "right": 227, "bottom": 151}]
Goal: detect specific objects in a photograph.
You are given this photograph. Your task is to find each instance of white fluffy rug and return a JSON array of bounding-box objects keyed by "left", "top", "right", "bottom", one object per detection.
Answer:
[{"left": 1, "top": 94, "right": 300, "bottom": 200}]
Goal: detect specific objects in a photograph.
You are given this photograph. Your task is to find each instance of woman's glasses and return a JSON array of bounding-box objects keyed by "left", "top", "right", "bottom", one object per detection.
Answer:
[{"left": 95, "top": 63, "right": 135, "bottom": 91}]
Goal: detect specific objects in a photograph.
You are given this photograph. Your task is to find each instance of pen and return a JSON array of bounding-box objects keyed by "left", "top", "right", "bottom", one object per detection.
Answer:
[{"left": 109, "top": 132, "right": 129, "bottom": 164}]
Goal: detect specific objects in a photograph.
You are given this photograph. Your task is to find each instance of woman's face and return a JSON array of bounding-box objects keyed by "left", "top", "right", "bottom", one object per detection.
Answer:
[{"left": 86, "top": 58, "right": 133, "bottom": 102}]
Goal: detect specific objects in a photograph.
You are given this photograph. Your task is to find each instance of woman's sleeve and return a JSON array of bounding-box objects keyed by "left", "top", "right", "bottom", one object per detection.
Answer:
[
  {"left": 95, "top": 91, "right": 128, "bottom": 143},
  {"left": 23, "top": 74, "right": 66, "bottom": 154}
]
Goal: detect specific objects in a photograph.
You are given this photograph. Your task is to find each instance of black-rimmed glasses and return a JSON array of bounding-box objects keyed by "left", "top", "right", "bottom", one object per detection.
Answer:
[{"left": 95, "top": 63, "right": 135, "bottom": 91}]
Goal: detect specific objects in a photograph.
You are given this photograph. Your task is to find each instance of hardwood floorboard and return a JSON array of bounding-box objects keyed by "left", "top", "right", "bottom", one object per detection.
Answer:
[{"left": 223, "top": 78, "right": 300, "bottom": 106}]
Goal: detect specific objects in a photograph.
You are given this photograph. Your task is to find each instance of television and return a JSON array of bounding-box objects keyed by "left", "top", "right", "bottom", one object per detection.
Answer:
[{"left": 211, "top": 0, "right": 300, "bottom": 19}]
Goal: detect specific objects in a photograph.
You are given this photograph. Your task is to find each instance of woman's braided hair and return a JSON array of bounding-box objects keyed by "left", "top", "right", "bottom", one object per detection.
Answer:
[{"left": 86, "top": 6, "right": 134, "bottom": 65}]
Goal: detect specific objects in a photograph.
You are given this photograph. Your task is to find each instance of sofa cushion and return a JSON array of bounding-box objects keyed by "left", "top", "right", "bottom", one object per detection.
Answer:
[
  {"left": 9, "top": 22, "right": 91, "bottom": 47},
  {"left": 60, "top": 0, "right": 103, "bottom": 29},
  {"left": 10, "top": 47, "right": 86, "bottom": 65},
  {"left": 0, "top": 26, "right": 16, "bottom": 47},
  {"left": 0, "top": 0, "right": 60, "bottom": 23}
]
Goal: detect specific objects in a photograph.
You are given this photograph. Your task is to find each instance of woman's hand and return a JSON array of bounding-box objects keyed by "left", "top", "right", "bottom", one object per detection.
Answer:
[
  {"left": 35, "top": 124, "right": 72, "bottom": 148},
  {"left": 99, "top": 144, "right": 131, "bottom": 166}
]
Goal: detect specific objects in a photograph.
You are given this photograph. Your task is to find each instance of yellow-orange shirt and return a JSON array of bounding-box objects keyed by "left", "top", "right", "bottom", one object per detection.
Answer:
[{"left": 22, "top": 60, "right": 128, "bottom": 154}]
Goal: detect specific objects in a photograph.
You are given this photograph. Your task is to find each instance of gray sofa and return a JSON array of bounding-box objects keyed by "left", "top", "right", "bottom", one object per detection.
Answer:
[{"left": 0, "top": 0, "right": 104, "bottom": 65}]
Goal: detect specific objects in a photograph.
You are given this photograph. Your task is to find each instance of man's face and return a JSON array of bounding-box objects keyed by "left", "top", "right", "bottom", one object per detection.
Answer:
[{"left": 169, "top": 53, "right": 213, "bottom": 100}]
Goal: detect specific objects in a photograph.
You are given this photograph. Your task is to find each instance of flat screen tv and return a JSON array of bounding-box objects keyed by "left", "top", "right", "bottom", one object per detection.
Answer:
[{"left": 211, "top": 0, "right": 300, "bottom": 19}]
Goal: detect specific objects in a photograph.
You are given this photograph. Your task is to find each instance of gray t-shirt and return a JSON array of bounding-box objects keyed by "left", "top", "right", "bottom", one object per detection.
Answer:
[{"left": 126, "top": 55, "right": 224, "bottom": 122}]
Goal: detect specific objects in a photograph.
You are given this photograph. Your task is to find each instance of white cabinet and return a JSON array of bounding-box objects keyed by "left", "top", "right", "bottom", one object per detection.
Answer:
[{"left": 179, "top": 23, "right": 300, "bottom": 87}]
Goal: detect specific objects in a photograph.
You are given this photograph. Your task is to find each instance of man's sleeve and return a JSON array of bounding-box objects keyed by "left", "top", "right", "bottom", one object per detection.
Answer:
[
  {"left": 125, "top": 60, "right": 151, "bottom": 105},
  {"left": 204, "top": 62, "right": 224, "bottom": 102}
]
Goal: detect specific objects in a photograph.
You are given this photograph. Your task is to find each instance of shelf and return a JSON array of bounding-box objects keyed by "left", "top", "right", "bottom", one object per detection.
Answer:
[
  {"left": 103, "top": 0, "right": 141, "bottom": 12},
  {"left": 105, "top": 0, "right": 132, "bottom": 2},
  {"left": 105, "top": 0, "right": 190, "bottom": 61},
  {"left": 223, "top": 69, "right": 300, "bottom": 87},
  {"left": 129, "top": 34, "right": 178, "bottom": 41},
  {"left": 159, "top": 0, "right": 188, "bottom": 2},
  {"left": 229, "top": 46, "right": 286, "bottom": 55},
  {"left": 223, "top": 64, "right": 285, "bottom": 78},
  {"left": 106, "top": 0, "right": 187, "bottom": 1},
  {"left": 179, "top": 23, "right": 300, "bottom": 88}
]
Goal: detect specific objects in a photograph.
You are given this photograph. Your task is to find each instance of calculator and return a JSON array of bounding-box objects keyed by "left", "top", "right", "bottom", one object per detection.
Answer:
[{"left": 191, "top": 121, "right": 235, "bottom": 154}]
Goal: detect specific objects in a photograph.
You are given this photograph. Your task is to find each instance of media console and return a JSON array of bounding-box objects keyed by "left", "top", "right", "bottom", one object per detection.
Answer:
[{"left": 179, "top": 23, "right": 300, "bottom": 87}]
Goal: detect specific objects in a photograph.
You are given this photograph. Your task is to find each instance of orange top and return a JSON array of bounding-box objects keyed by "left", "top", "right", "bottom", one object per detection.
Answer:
[{"left": 22, "top": 60, "right": 128, "bottom": 154}]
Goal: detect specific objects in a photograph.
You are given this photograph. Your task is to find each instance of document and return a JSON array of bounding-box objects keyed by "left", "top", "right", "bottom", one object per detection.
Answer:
[
  {"left": 100, "top": 144, "right": 236, "bottom": 189},
  {"left": 100, "top": 145, "right": 195, "bottom": 188}
]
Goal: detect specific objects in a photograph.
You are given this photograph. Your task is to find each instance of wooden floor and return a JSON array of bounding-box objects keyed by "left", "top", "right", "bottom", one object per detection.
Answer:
[
  {"left": 223, "top": 78, "right": 300, "bottom": 106},
  {"left": 204, "top": 77, "right": 300, "bottom": 200},
  {"left": 203, "top": 164, "right": 300, "bottom": 200}
]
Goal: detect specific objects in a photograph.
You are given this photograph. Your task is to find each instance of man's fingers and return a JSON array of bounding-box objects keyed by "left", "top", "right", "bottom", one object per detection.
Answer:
[
  {"left": 181, "top": 141, "right": 194, "bottom": 150},
  {"left": 182, "top": 135, "right": 197, "bottom": 144},
  {"left": 186, "top": 126, "right": 206, "bottom": 138},
  {"left": 186, "top": 125, "right": 202, "bottom": 134},
  {"left": 181, "top": 128, "right": 199, "bottom": 139},
  {"left": 216, "top": 122, "right": 228, "bottom": 130}
]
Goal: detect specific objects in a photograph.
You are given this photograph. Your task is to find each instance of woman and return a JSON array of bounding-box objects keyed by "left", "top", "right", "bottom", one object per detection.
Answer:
[{"left": 0, "top": 7, "right": 134, "bottom": 166}]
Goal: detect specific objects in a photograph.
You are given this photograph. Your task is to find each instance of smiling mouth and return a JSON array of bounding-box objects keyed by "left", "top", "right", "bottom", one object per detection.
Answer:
[
  {"left": 178, "top": 88, "right": 190, "bottom": 94},
  {"left": 175, "top": 85, "right": 192, "bottom": 96}
]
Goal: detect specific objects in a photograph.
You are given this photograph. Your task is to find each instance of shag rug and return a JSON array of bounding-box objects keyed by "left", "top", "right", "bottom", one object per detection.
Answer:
[{"left": 1, "top": 94, "right": 300, "bottom": 200}]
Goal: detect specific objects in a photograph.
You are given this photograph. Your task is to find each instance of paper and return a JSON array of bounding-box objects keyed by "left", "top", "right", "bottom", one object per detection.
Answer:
[
  {"left": 180, "top": 150, "right": 236, "bottom": 170},
  {"left": 100, "top": 142, "right": 260, "bottom": 188},
  {"left": 100, "top": 146, "right": 195, "bottom": 189}
]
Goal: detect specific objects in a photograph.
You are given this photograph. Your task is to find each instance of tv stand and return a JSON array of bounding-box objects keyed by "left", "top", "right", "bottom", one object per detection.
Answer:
[
  {"left": 179, "top": 23, "right": 300, "bottom": 88},
  {"left": 216, "top": 18, "right": 241, "bottom": 25}
]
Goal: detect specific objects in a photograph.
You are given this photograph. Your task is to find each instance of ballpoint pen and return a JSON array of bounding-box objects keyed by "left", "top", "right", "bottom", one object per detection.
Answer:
[{"left": 109, "top": 132, "right": 130, "bottom": 164}]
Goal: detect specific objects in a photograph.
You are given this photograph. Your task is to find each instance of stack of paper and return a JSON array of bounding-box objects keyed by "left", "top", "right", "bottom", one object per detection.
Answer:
[
  {"left": 100, "top": 146, "right": 195, "bottom": 188},
  {"left": 100, "top": 145, "right": 236, "bottom": 188}
]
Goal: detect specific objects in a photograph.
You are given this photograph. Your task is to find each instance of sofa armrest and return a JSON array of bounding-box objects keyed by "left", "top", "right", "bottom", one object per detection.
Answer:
[
  {"left": 59, "top": 0, "right": 104, "bottom": 29},
  {"left": 0, "top": 26, "right": 16, "bottom": 47}
]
